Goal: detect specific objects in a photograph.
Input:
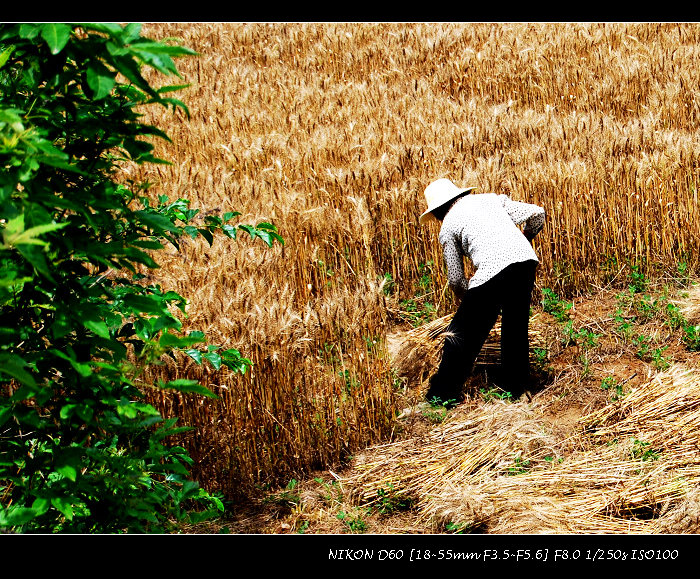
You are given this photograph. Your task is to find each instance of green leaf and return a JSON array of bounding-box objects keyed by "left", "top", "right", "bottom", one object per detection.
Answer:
[
  {"left": 1, "top": 214, "right": 69, "bottom": 248},
  {"left": 0, "top": 354, "right": 37, "bottom": 387},
  {"left": 153, "top": 421, "right": 193, "bottom": 441},
  {"left": 159, "top": 379, "right": 218, "bottom": 399},
  {"left": 203, "top": 351, "right": 222, "bottom": 370},
  {"left": 158, "top": 332, "right": 203, "bottom": 350},
  {"left": 49, "top": 349, "right": 92, "bottom": 378},
  {"left": 221, "top": 224, "right": 237, "bottom": 239},
  {"left": 50, "top": 497, "right": 74, "bottom": 521},
  {"left": 255, "top": 222, "right": 284, "bottom": 246},
  {"left": 17, "top": 24, "right": 41, "bottom": 40},
  {"left": 83, "top": 319, "right": 110, "bottom": 340},
  {"left": 127, "top": 41, "right": 196, "bottom": 77},
  {"left": 131, "top": 239, "right": 165, "bottom": 250},
  {"left": 56, "top": 465, "right": 77, "bottom": 482},
  {"left": 0, "top": 505, "right": 40, "bottom": 527},
  {"left": 86, "top": 61, "right": 116, "bottom": 99},
  {"left": 184, "top": 348, "right": 202, "bottom": 364},
  {"left": 40, "top": 23, "right": 72, "bottom": 54},
  {"left": 123, "top": 246, "right": 161, "bottom": 269},
  {"left": 109, "top": 53, "right": 159, "bottom": 97},
  {"left": 116, "top": 401, "right": 160, "bottom": 420},
  {"left": 0, "top": 406, "right": 13, "bottom": 427},
  {"left": 134, "top": 209, "right": 181, "bottom": 234},
  {"left": 16, "top": 245, "right": 54, "bottom": 280},
  {"left": 198, "top": 228, "right": 214, "bottom": 246},
  {"left": 31, "top": 498, "right": 50, "bottom": 516},
  {"left": 79, "top": 23, "right": 125, "bottom": 37},
  {"left": 0, "top": 45, "right": 14, "bottom": 69},
  {"left": 221, "top": 348, "right": 253, "bottom": 374},
  {"left": 121, "top": 293, "right": 168, "bottom": 315},
  {"left": 60, "top": 404, "right": 77, "bottom": 420}
]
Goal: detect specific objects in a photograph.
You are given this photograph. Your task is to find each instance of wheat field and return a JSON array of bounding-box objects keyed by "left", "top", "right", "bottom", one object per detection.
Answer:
[{"left": 130, "top": 22, "right": 700, "bottom": 499}]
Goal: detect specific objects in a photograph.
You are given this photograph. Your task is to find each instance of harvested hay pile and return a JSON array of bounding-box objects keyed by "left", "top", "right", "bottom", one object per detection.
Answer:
[
  {"left": 343, "top": 365, "right": 700, "bottom": 533},
  {"left": 677, "top": 283, "right": 700, "bottom": 325},
  {"left": 393, "top": 313, "right": 547, "bottom": 388}
]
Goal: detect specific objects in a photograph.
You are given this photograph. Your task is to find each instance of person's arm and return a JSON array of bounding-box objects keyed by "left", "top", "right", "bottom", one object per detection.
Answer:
[
  {"left": 442, "top": 235, "right": 469, "bottom": 301},
  {"left": 499, "top": 195, "right": 545, "bottom": 241}
]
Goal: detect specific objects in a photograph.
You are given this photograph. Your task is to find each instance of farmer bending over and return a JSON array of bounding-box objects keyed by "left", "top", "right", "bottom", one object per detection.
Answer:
[{"left": 419, "top": 178, "right": 545, "bottom": 406}]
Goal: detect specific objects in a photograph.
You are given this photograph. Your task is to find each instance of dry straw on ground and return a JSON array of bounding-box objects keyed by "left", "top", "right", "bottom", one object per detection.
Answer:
[
  {"left": 129, "top": 23, "right": 700, "bottom": 499},
  {"left": 344, "top": 365, "right": 700, "bottom": 534}
]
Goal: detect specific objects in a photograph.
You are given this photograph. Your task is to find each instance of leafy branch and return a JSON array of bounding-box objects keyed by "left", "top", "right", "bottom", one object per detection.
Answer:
[{"left": 0, "top": 23, "right": 281, "bottom": 533}]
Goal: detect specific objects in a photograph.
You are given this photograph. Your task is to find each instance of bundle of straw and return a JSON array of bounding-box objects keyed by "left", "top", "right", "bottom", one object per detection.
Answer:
[
  {"left": 343, "top": 364, "right": 700, "bottom": 533},
  {"left": 393, "top": 313, "right": 546, "bottom": 387}
]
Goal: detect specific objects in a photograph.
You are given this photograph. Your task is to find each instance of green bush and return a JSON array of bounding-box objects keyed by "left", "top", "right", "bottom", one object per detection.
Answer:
[{"left": 0, "top": 23, "right": 282, "bottom": 532}]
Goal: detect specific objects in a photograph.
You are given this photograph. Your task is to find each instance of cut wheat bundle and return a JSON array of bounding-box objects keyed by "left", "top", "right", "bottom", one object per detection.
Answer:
[
  {"left": 346, "top": 400, "right": 557, "bottom": 506},
  {"left": 343, "top": 364, "right": 700, "bottom": 533},
  {"left": 393, "top": 313, "right": 547, "bottom": 387},
  {"left": 582, "top": 365, "right": 700, "bottom": 451}
]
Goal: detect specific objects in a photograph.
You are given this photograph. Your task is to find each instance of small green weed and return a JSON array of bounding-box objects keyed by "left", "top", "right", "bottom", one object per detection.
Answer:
[
  {"left": 339, "top": 369, "right": 361, "bottom": 394},
  {"left": 337, "top": 509, "right": 369, "bottom": 533},
  {"left": 428, "top": 395, "right": 459, "bottom": 408},
  {"left": 628, "top": 265, "right": 647, "bottom": 294},
  {"left": 381, "top": 271, "right": 395, "bottom": 296},
  {"left": 479, "top": 387, "right": 512, "bottom": 402},
  {"left": 651, "top": 346, "right": 671, "bottom": 370},
  {"left": 601, "top": 375, "right": 618, "bottom": 390},
  {"left": 445, "top": 521, "right": 472, "bottom": 534},
  {"left": 376, "top": 484, "right": 414, "bottom": 515},
  {"left": 632, "top": 333, "right": 651, "bottom": 360},
  {"left": 264, "top": 479, "right": 300, "bottom": 509},
  {"left": 399, "top": 298, "right": 437, "bottom": 327},
  {"left": 566, "top": 324, "right": 601, "bottom": 349},
  {"left": 399, "top": 261, "right": 439, "bottom": 327},
  {"left": 532, "top": 346, "right": 551, "bottom": 370},
  {"left": 315, "top": 258, "right": 335, "bottom": 288},
  {"left": 635, "top": 294, "right": 660, "bottom": 321},
  {"left": 314, "top": 477, "right": 342, "bottom": 505},
  {"left": 673, "top": 260, "right": 691, "bottom": 288},
  {"left": 507, "top": 454, "right": 531, "bottom": 476},
  {"left": 683, "top": 323, "right": 700, "bottom": 351},
  {"left": 389, "top": 368, "right": 405, "bottom": 391},
  {"left": 631, "top": 439, "right": 660, "bottom": 462},
  {"left": 665, "top": 302, "right": 685, "bottom": 330},
  {"left": 541, "top": 287, "right": 572, "bottom": 322},
  {"left": 423, "top": 396, "right": 456, "bottom": 422},
  {"left": 601, "top": 376, "right": 624, "bottom": 399},
  {"left": 417, "top": 261, "right": 435, "bottom": 292},
  {"left": 614, "top": 304, "right": 635, "bottom": 341}
]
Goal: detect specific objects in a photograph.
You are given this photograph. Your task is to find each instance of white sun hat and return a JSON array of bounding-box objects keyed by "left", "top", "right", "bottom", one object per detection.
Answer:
[{"left": 419, "top": 178, "right": 476, "bottom": 225}]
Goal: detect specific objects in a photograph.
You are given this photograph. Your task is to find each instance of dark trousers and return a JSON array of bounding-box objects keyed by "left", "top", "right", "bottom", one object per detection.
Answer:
[{"left": 426, "top": 259, "right": 538, "bottom": 403}]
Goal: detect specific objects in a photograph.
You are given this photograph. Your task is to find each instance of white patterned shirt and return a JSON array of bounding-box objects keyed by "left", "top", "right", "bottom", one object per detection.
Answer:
[{"left": 439, "top": 193, "right": 545, "bottom": 294}]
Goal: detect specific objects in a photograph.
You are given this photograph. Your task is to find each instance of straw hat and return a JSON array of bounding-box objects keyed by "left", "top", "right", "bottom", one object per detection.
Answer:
[{"left": 419, "top": 179, "right": 476, "bottom": 225}]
